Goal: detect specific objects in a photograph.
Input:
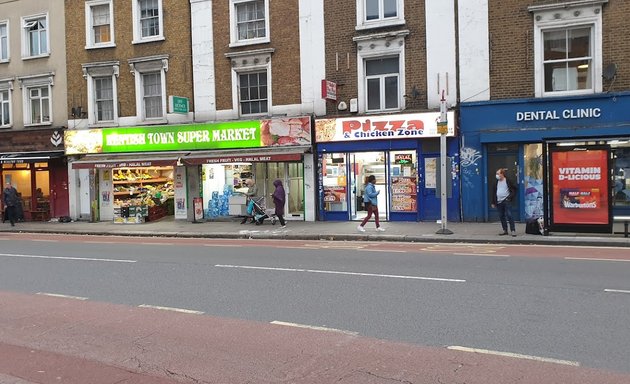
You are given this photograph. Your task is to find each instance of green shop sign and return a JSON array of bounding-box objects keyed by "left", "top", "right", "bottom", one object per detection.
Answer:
[{"left": 66, "top": 121, "right": 261, "bottom": 154}]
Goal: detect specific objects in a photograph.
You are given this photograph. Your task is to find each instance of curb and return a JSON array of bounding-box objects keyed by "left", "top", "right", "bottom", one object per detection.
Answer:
[{"left": 2, "top": 228, "right": 629, "bottom": 248}]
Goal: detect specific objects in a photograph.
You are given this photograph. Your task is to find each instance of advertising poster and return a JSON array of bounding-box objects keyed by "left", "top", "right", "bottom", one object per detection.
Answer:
[
  {"left": 323, "top": 186, "right": 346, "bottom": 203},
  {"left": 551, "top": 148, "right": 610, "bottom": 227}
]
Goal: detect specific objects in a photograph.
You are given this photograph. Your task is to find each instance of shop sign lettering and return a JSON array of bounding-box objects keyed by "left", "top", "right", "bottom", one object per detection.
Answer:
[
  {"left": 516, "top": 108, "right": 601, "bottom": 122},
  {"left": 65, "top": 117, "right": 311, "bottom": 155},
  {"left": 315, "top": 112, "right": 455, "bottom": 143}
]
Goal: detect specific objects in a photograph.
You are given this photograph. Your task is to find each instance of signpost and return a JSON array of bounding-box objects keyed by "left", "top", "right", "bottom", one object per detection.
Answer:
[{"left": 436, "top": 90, "right": 453, "bottom": 235}]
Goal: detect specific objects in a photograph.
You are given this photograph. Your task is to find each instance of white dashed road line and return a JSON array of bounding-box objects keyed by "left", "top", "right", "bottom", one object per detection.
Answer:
[
  {"left": 36, "top": 292, "right": 88, "bottom": 301},
  {"left": 138, "top": 304, "right": 204, "bottom": 315},
  {"left": 565, "top": 257, "right": 630, "bottom": 262},
  {"left": 215, "top": 264, "right": 466, "bottom": 282},
  {"left": 604, "top": 289, "right": 630, "bottom": 294},
  {"left": 0, "top": 253, "right": 136, "bottom": 263},
  {"left": 447, "top": 346, "right": 580, "bottom": 366},
  {"left": 271, "top": 321, "right": 358, "bottom": 336},
  {"left": 453, "top": 253, "right": 511, "bottom": 257}
]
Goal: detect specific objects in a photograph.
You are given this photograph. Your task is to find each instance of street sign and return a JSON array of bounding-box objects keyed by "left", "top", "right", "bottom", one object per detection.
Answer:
[
  {"left": 437, "top": 121, "right": 448, "bottom": 135},
  {"left": 169, "top": 96, "right": 189, "bottom": 114}
]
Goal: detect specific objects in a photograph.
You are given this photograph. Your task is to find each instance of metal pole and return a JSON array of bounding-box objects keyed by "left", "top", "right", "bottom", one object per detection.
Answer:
[{"left": 436, "top": 90, "right": 453, "bottom": 235}]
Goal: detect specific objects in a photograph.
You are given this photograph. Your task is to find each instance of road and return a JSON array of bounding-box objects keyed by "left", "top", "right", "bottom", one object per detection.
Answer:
[{"left": 0, "top": 232, "right": 629, "bottom": 383}]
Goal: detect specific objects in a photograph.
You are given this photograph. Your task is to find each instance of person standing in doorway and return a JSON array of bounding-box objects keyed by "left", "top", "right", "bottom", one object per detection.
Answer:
[
  {"left": 358, "top": 175, "right": 385, "bottom": 232},
  {"left": 241, "top": 178, "right": 259, "bottom": 224},
  {"left": 271, "top": 179, "right": 287, "bottom": 228},
  {"left": 491, "top": 168, "right": 517, "bottom": 236},
  {"left": 3, "top": 182, "right": 19, "bottom": 227}
]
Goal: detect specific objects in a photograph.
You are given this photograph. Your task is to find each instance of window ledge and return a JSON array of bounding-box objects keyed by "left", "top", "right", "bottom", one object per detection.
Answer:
[
  {"left": 0, "top": 59, "right": 9, "bottom": 64},
  {"left": 356, "top": 19, "right": 406, "bottom": 31},
  {"left": 132, "top": 36, "right": 165, "bottom": 45},
  {"left": 89, "top": 122, "right": 118, "bottom": 128},
  {"left": 85, "top": 43, "right": 116, "bottom": 50},
  {"left": 22, "top": 53, "right": 51, "bottom": 61},
  {"left": 0, "top": 125, "right": 13, "bottom": 129},
  {"left": 141, "top": 118, "right": 167, "bottom": 125},
  {"left": 542, "top": 89, "right": 595, "bottom": 98},
  {"left": 365, "top": 109, "right": 402, "bottom": 115},
  {"left": 229, "top": 37, "right": 270, "bottom": 48},
  {"left": 25, "top": 122, "right": 52, "bottom": 128}
]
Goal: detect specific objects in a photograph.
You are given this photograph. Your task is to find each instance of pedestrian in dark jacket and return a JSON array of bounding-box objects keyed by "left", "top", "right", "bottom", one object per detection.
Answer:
[
  {"left": 271, "top": 179, "right": 286, "bottom": 228},
  {"left": 491, "top": 168, "right": 517, "bottom": 236},
  {"left": 3, "top": 182, "right": 19, "bottom": 227}
]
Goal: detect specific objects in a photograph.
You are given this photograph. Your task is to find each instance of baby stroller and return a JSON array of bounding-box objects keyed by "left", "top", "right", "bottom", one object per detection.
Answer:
[{"left": 246, "top": 197, "right": 277, "bottom": 225}]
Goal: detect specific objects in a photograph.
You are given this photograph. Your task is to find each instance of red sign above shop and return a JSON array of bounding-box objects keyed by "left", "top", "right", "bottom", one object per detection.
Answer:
[
  {"left": 550, "top": 147, "right": 611, "bottom": 230},
  {"left": 321, "top": 80, "right": 337, "bottom": 101}
]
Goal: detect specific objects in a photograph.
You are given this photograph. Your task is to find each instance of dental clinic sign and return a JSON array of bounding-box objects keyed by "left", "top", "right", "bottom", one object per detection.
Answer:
[{"left": 516, "top": 108, "right": 602, "bottom": 122}]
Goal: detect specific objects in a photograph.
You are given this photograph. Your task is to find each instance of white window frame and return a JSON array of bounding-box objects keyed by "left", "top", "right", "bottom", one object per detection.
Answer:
[
  {"left": 227, "top": 49, "right": 273, "bottom": 117},
  {"left": 229, "top": 0, "right": 270, "bottom": 47},
  {"left": 356, "top": 0, "right": 405, "bottom": 30},
  {"left": 237, "top": 70, "right": 270, "bottom": 117},
  {"left": 355, "top": 32, "right": 406, "bottom": 114},
  {"left": 131, "top": 0, "right": 164, "bottom": 44},
  {"left": 129, "top": 56, "right": 168, "bottom": 122},
  {"left": 364, "top": 56, "right": 400, "bottom": 112},
  {"left": 0, "top": 80, "right": 13, "bottom": 128},
  {"left": 85, "top": 0, "right": 115, "bottom": 49},
  {"left": 0, "top": 20, "right": 9, "bottom": 63},
  {"left": 21, "top": 13, "right": 49, "bottom": 59},
  {"left": 83, "top": 62, "right": 119, "bottom": 126},
  {"left": 530, "top": 1, "right": 605, "bottom": 97}
]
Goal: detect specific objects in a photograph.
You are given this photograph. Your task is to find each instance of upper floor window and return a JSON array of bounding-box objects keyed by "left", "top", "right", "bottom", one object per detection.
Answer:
[
  {"left": 22, "top": 14, "right": 49, "bottom": 58},
  {"left": 356, "top": 0, "right": 404, "bottom": 30},
  {"left": 365, "top": 57, "right": 400, "bottom": 111},
  {"left": 239, "top": 71, "right": 268, "bottom": 115},
  {"left": 85, "top": 0, "right": 114, "bottom": 48},
  {"left": 530, "top": 1, "right": 605, "bottom": 97},
  {"left": 27, "top": 86, "right": 51, "bottom": 125},
  {"left": 0, "top": 21, "right": 8, "bottom": 62},
  {"left": 0, "top": 88, "right": 10, "bottom": 127},
  {"left": 82, "top": 61, "right": 119, "bottom": 125},
  {"left": 129, "top": 56, "right": 168, "bottom": 121},
  {"left": 132, "top": 0, "right": 164, "bottom": 43},
  {"left": 230, "top": 0, "right": 270, "bottom": 47}
]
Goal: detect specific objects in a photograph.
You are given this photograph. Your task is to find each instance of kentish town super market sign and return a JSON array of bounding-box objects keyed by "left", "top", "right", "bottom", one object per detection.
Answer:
[{"left": 315, "top": 112, "right": 455, "bottom": 143}]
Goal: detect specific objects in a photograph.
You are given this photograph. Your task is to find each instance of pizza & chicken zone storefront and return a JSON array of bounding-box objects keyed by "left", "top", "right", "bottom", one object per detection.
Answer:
[
  {"left": 315, "top": 112, "right": 459, "bottom": 222},
  {"left": 65, "top": 117, "right": 316, "bottom": 222}
]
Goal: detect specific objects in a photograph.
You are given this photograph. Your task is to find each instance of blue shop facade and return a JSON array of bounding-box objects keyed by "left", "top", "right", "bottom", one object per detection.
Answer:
[
  {"left": 459, "top": 92, "right": 630, "bottom": 223},
  {"left": 314, "top": 112, "right": 460, "bottom": 222}
]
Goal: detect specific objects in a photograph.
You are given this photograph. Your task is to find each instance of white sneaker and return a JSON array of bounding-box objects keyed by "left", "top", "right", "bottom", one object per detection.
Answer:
[
  {"left": 280, "top": 225, "right": 287, "bottom": 228},
  {"left": 376, "top": 227, "right": 386, "bottom": 232},
  {"left": 357, "top": 225, "right": 366, "bottom": 232}
]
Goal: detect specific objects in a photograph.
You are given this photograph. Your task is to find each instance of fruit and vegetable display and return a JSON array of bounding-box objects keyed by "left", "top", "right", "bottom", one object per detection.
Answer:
[{"left": 112, "top": 167, "right": 174, "bottom": 223}]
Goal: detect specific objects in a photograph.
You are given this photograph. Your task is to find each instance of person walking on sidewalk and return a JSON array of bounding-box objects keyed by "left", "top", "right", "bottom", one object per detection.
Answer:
[
  {"left": 241, "top": 179, "right": 259, "bottom": 224},
  {"left": 491, "top": 168, "right": 517, "bottom": 237},
  {"left": 271, "top": 179, "right": 287, "bottom": 228},
  {"left": 3, "top": 181, "right": 19, "bottom": 227},
  {"left": 358, "top": 175, "right": 385, "bottom": 232}
]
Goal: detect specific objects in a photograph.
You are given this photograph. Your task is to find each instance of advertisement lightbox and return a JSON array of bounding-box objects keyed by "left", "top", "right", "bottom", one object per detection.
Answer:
[{"left": 548, "top": 145, "right": 612, "bottom": 233}]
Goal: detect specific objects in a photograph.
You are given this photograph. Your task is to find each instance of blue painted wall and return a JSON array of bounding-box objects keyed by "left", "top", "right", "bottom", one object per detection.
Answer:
[{"left": 460, "top": 92, "right": 630, "bottom": 222}]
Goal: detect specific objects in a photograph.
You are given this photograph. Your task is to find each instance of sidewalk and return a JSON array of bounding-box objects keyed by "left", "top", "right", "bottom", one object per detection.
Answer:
[{"left": 1, "top": 217, "right": 628, "bottom": 247}]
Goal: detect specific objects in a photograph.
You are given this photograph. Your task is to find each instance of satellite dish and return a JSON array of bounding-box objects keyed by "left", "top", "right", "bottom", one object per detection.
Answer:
[{"left": 603, "top": 63, "right": 617, "bottom": 81}]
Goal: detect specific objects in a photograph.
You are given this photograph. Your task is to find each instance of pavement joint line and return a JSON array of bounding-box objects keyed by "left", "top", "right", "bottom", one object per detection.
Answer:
[
  {"left": 453, "top": 253, "right": 511, "bottom": 257},
  {"left": 203, "top": 243, "right": 242, "bottom": 247},
  {"left": 604, "top": 289, "right": 630, "bottom": 294},
  {"left": 140, "top": 242, "right": 174, "bottom": 246},
  {"left": 447, "top": 346, "right": 580, "bottom": 366},
  {"left": 363, "top": 249, "right": 407, "bottom": 253},
  {"left": 215, "top": 264, "right": 466, "bottom": 282},
  {"left": 28, "top": 239, "right": 59, "bottom": 242},
  {"left": 138, "top": 304, "right": 204, "bottom": 315},
  {"left": 0, "top": 253, "right": 137, "bottom": 263},
  {"left": 270, "top": 321, "right": 359, "bottom": 336},
  {"left": 565, "top": 257, "right": 630, "bottom": 262},
  {"left": 36, "top": 292, "right": 88, "bottom": 301}
]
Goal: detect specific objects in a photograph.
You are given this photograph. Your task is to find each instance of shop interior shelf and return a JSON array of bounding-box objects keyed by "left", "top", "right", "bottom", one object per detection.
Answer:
[{"left": 113, "top": 177, "right": 169, "bottom": 185}]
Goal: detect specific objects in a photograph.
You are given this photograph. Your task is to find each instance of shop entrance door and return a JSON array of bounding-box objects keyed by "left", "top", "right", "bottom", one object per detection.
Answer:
[
  {"left": 349, "top": 152, "right": 388, "bottom": 221},
  {"left": 487, "top": 146, "right": 521, "bottom": 222},
  {"left": 264, "top": 162, "right": 304, "bottom": 219},
  {"left": 421, "top": 155, "right": 440, "bottom": 220}
]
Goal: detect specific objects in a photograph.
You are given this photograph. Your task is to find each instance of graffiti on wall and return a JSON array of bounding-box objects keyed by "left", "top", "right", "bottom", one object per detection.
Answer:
[{"left": 460, "top": 147, "right": 481, "bottom": 167}]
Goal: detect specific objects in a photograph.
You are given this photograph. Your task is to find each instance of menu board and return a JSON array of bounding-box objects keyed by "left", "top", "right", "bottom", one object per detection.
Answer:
[{"left": 391, "top": 176, "right": 417, "bottom": 212}]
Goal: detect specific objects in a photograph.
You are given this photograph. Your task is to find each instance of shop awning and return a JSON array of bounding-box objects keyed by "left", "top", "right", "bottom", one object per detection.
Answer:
[
  {"left": 70, "top": 153, "right": 186, "bottom": 169},
  {"left": 0, "top": 151, "right": 65, "bottom": 164},
  {"left": 182, "top": 146, "right": 311, "bottom": 165}
]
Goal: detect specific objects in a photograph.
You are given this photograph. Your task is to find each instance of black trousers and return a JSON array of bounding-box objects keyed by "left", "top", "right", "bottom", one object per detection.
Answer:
[
  {"left": 5, "top": 205, "right": 16, "bottom": 225},
  {"left": 276, "top": 213, "right": 286, "bottom": 226}
]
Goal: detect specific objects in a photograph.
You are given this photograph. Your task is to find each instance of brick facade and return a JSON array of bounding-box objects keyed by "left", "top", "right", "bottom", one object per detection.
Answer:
[
  {"left": 213, "top": 0, "right": 302, "bottom": 112},
  {"left": 322, "top": 0, "right": 428, "bottom": 117},
  {"left": 64, "top": 0, "right": 193, "bottom": 120},
  {"left": 489, "top": 0, "right": 630, "bottom": 100}
]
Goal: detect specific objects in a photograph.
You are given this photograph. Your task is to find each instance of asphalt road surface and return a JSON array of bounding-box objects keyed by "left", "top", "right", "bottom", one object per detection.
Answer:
[{"left": 0, "top": 232, "right": 628, "bottom": 383}]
